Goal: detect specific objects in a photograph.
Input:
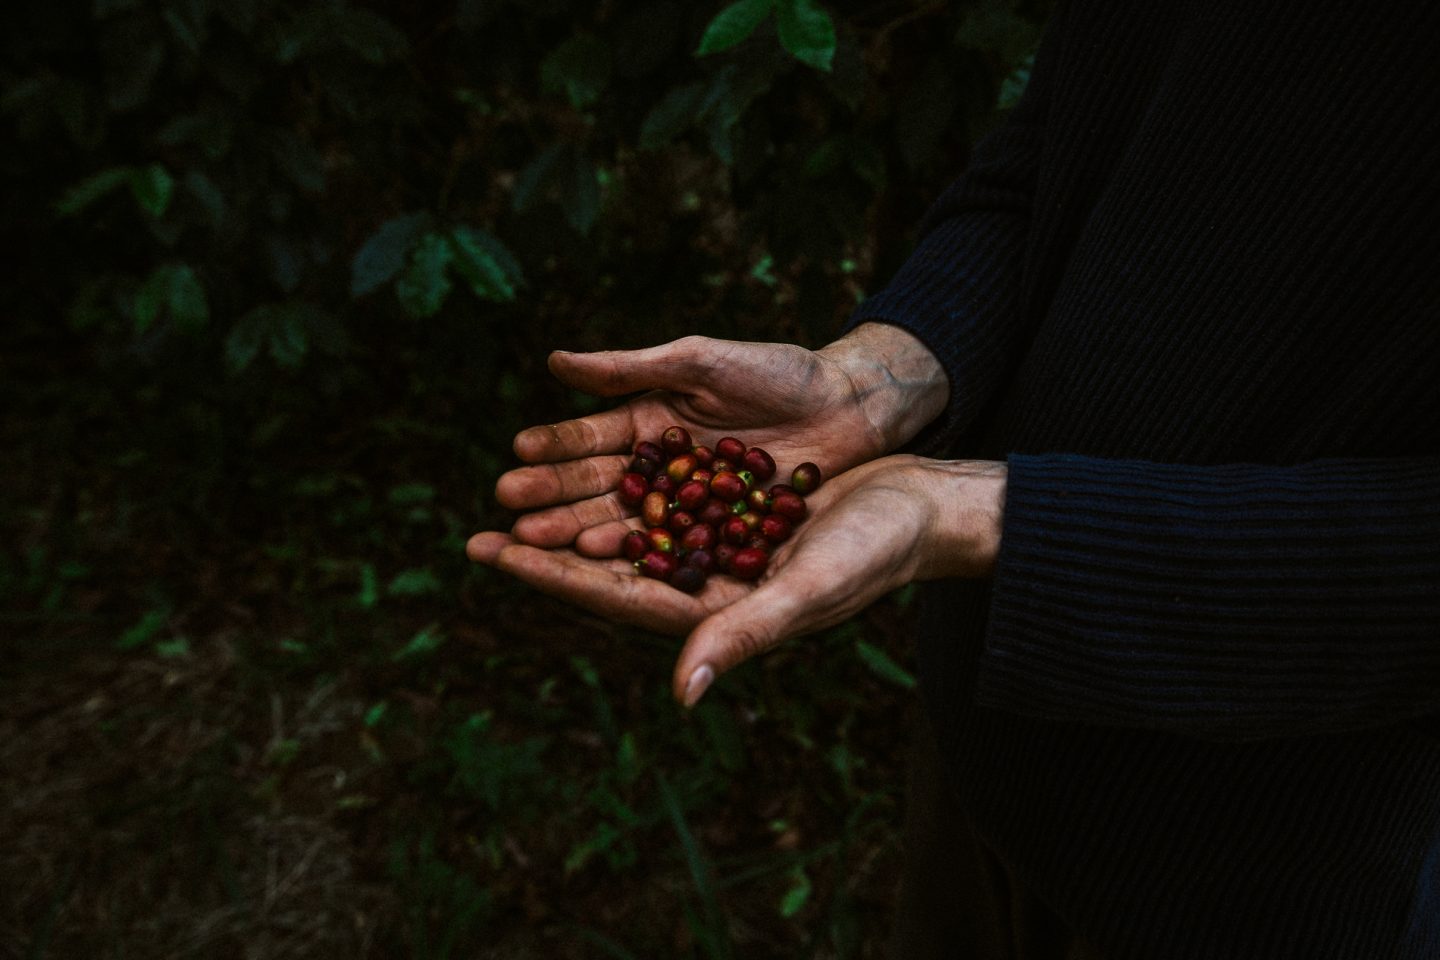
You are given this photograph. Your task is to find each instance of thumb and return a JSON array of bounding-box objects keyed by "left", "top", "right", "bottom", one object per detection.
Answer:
[
  {"left": 548, "top": 336, "right": 717, "bottom": 397},
  {"left": 671, "top": 577, "right": 810, "bottom": 708}
]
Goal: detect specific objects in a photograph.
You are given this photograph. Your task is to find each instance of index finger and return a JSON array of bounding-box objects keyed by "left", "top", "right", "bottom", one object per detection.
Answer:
[{"left": 513, "top": 407, "right": 637, "bottom": 464}]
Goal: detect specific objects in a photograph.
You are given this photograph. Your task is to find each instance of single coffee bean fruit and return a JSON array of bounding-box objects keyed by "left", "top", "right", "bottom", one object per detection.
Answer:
[
  {"left": 729, "top": 499, "right": 750, "bottom": 515},
  {"left": 710, "top": 458, "right": 734, "bottom": 475},
  {"left": 647, "top": 526, "right": 676, "bottom": 554},
  {"left": 741, "top": 447, "right": 776, "bottom": 481},
  {"left": 666, "top": 453, "right": 698, "bottom": 484},
  {"left": 671, "top": 564, "right": 707, "bottom": 594},
  {"left": 760, "top": 514, "right": 792, "bottom": 543},
  {"left": 697, "top": 498, "right": 731, "bottom": 527},
  {"left": 643, "top": 491, "right": 670, "bottom": 528},
  {"left": 683, "top": 547, "right": 716, "bottom": 574},
  {"left": 635, "top": 441, "right": 665, "bottom": 464},
  {"left": 790, "top": 462, "right": 822, "bottom": 494},
  {"left": 676, "top": 480, "right": 709, "bottom": 512},
  {"left": 661, "top": 425, "right": 693, "bottom": 456},
  {"left": 691, "top": 445, "right": 715, "bottom": 469},
  {"left": 680, "top": 524, "right": 717, "bottom": 553},
  {"left": 746, "top": 488, "right": 770, "bottom": 513},
  {"left": 768, "top": 483, "right": 795, "bottom": 498},
  {"left": 740, "top": 510, "right": 763, "bottom": 531},
  {"left": 721, "top": 516, "right": 750, "bottom": 545},
  {"left": 713, "top": 542, "right": 738, "bottom": 572},
  {"left": 731, "top": 546, "right": 769, "bottom": 581},
  {"left": 745, "top": 534, "right": 771, "bottom": 553},
  {"left": 668, "top": 510, "right": 697, "bottom": 535},
  {"left": 638, "top": 550, "right": 678, "bottom": 581},
  {"left": 630, "top": 457, "right": 659, "bottom": 480},
  {"left": 650, "top": 474, "right": 676, "bottom": 498},
  {"left": 690, "top": 468, "right": 714, "bottom": 487},
  {"left": 622, "top": 529, "right": 650, "bottom": 562},
  {"left": 710, "top": 471, "right": 746, "bottom": 502},
  {"left": 771, "top": 491, "right": 807, "bottom": 522},
  {"left": 617, "top": 472, "right": 649, "bottom": 505},
  {"left": 715, "top": 437, "right": 746, "bottom": 462}
]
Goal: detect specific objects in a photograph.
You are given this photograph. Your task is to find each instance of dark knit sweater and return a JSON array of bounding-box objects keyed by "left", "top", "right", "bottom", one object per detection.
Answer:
[{"left": 848, "top": 1, "right": 1440, "bottom": 957}]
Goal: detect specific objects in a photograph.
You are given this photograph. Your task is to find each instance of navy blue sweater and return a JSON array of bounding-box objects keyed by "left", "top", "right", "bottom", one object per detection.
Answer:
[{"left": 849, "top": 1, "right": 1440, "bottom": 956}]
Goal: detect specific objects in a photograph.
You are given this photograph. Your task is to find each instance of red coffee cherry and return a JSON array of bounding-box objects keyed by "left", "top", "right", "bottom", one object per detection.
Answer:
[
  {"left": 622, "top": 529, "right": 650, "bottom": 562},
  {"left": 731, "top": 546, "right": 768, "bottom": 581},
  {"left": 713, "top": 542, "right": 738, "bottom": 572},
  {"left": 638, "top": 550, "right": 678, "bottom": 580},
  {"left": 643, "top": 491, "right": 670, "bottom": 528},
  {"left": 745, "top": 534, "right": 771, "bottom": 553},
  {"left": 745, "top": 488, "right": 770, "bottom": 513},
  {"left": 690, "top": 468, "right": 714, "bottom": 486},
  {"left": 676, "top": 480, "right": 709, "bottom": 512},
  {"left": 617, "top": 472, "right": 649, "bottom": 506},
  {"left": 697, "top": 498, "right": 731, "bottom": 527},
  {"left": 770, "top": 491, "right": 807, "bottom": 522},
  {"left": 647, "top": 527, "right": 675, "bottom": 554},
  {"left": 710, "top": 471, "right": 746, "bottom": 502},
  {"left": 721, "top": 516, "right": 749, "bottom": 545},
  {"left": 691, "top": 445, "right": 715, "bottom": 469},
  {"left": 790, "top": 462, "right": 822, "bottom": 494},
  {"left": 661, "top": 425, "right": 693, "bottom": 456},
  {"left": 710, "top": 458, "right": 734, "bottom": 474},
  {"left": 741, "top": 447, "right": 776, "bottom": 481},
  {"left": 715, "top": 437, "right": 746, "bottom": 462},
  {"left": 680, "top": 524, "right": 717, "bottom": 553},
  {"left": 760, "top": 514, "right": 792, "bottom": 543},
  {"left": 668, "top": 510, "right": 697, "bottom": 535},
  {"left": 634, "top": 441, "right": 665, "bottom": 463},
  {"left": 650, "top": 474, "right": 676, "bottom": 498}
]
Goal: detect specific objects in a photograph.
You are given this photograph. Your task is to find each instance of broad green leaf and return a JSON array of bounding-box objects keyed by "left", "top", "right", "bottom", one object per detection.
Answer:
[
  {"left": 117, "top": 607, "right": 169, "bottom": 650},
  {"left": 392, "top": 623, "right": 444, "bottom": 660},
  {"left": 128, "top": 163, "right": 174, "bottom": 217},
  {"left": 133, "top": 263, "right": 208, "bottom": 335},
  {"left": 268, "top": 305, "right": 310, "bottom": 368},
  {"left": 639, "top": 82, "right": 706, "bottom": 149},
  {"left": 395, "top": 233, "right": 454, "bottom": 317},
  {"left": 387, "top": 567, "right": 443, "bottom": 596},
  {"left": 778, "top": 865, "right": 812, "bottom": 918},
  {"left": 56, "top": 168, "right": 131, "bottom": 216},
  {"left": 350, "top": 212, "right": 427, "bottom": 297},
  {"left": 447, "top": 226, "right": 523, "bottom": 302},
  {"left": 775, "top": 0, "right": 836, "bottom": 71},
  {"left": 541, "top": 34, "right": 611, "bottom": 109},
  {"left": 696, "top": 0, "right": 773, "bottom": 56},
  {"left": 998, "top": 52, "right": 1035, "bottom": 109},
  {"left": 854, "top": 639, "right": 916, "bottom": 689}
]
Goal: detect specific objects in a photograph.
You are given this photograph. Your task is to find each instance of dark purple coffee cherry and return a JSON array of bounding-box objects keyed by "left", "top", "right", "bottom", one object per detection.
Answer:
[
  {"left": 790, "top": 462, "right": 822, "bottom": 494},
  {"left": 630, "top": 457, "right": 659, "bottom": 480},
  {"left": 741, "top": 447, "right": 776, "bottom": 481},
  {"left": 697, "top": 498, "right": 731, "bottom": 527},
  {"left": 650, "top": 474, "right": 676, "bottom": 498},
  {"left": 683, "top": 548, "right": 716, "bottom": 574},
  {"left": 671, "top": 564, "right": 707, "bottom": 594},
  {"left": 635, "top": 441, "right": 665, "bottom": 464},
  {"left": 661, "top": 426, "right": 693, "bottom": 456}
]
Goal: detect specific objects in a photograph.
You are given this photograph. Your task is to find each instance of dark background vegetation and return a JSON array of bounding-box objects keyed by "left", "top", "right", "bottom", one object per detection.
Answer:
[{"left": 1, "top": 0, "right": 1049, "bottom": 955}]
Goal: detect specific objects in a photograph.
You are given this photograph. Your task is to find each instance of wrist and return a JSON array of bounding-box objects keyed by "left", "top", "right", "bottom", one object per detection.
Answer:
[
  {"left": 914, "top": 459, "right": 1007, "bottom": 579},
  {"left": 816, "top": 322, "right": 949, "bottom": 459}
]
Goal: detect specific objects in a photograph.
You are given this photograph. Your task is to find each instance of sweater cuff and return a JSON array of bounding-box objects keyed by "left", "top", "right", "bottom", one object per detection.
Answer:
[{"left": 979, "top": 453, "right": 1440, "bottom": 740}]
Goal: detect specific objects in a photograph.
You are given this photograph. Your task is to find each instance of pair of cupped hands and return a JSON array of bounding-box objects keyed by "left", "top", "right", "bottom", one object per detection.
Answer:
[{"left": 466, "top": 324, "right": 1007, "bottom": 708}]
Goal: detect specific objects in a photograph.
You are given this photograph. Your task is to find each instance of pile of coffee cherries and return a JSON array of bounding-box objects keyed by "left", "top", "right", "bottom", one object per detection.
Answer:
[{"left": 615, "top": 425, "right": 821, "bottom": 594}]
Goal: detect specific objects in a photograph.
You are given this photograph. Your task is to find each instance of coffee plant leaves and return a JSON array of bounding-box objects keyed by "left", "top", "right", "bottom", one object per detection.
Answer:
[
  {"left": 351, "top": 212, "right": 428, "bottom": 297},
  {"left": 998, "top": 52, "right": 1035, "bottom": 109},
  {"left": 129, "top": 163, "right": 175, "bottom": 218},
  {"left": 447, "top": 226, "right": 523, "bottom": 304},
  {"left": 564, "top": 157, "right": 602, "bottom": 235},
  {"left": 396, "top": 233, "right": 455, "bottom": 318},
  {"left": 267, "top": 303, "right": 312, "bottom": 368},
  {"left": 511, "top": 144, "right": 566, "bottom": 214},
  {"left": 774, "top": 0, "right": 836, "bottom": 72},
  {"left": 225, "top": 309, "right": 268, "bottom": 373},
  {"left": 696, "top": 0, "right": 774, "bottom": 57},
  {"left": 133, "top": 263, "right": 208, "bottom": 335},
  {"left": 638, "top": 82, "right": 706, "bottom": 149},
  {"left": 541, "top": 33, "right": 612, "bottom": 110},
  {"left": 56, "top": 167, "right": 132, "bottom": 217},
  {"left": 854, "top": 640, "right": 916, "bottom": 690}
]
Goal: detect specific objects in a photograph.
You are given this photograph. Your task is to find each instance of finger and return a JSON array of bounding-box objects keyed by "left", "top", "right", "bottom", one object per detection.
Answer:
[
  {"left": 575, "top": 518, "right": 643, "bottom": 558},
  {"left": 490, "top": 542, "right": 704, "bottom": 634},
  {"left": 671, "top": 575, "right": 813, "bottom": 707},
  {"left": 548, "top": 337, "right": 714, "bottom": 397},
  {"left": 495, "top": 455, "right": 631, "bottom": 510},
  {"left": 511, "top": 492, "right": 630, "bottom": 548},
  {"left": 466, "top": 530, "right": 515, "bottom": 565},
  {"left": 513, "top": 408, "right": 637, "bottom": 464}
]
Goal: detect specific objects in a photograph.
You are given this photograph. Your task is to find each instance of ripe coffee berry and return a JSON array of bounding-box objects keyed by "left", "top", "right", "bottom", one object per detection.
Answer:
[{"left": 614, "top": 426, "right": 820, "bottom": 593}]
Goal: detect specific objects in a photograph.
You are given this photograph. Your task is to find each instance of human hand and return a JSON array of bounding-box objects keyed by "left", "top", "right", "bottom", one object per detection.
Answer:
[
  {"left": 483, "top": 324, "right": 947, "bottom": 553},
  {"left": 468, "top": 454, "right": 1005, "bottom": 706}
]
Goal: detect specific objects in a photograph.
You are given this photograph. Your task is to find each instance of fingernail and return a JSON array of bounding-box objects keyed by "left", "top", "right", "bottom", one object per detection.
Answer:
[{"left": 682, "top": 664, "right": 715, "bottom": 708}]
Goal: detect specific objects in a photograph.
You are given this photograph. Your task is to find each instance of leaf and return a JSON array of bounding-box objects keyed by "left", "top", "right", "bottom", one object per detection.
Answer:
[
  {"left": 128, "top": 164, "right": 174, "bottom": 217},
  {"left": 696, "top": 0, "right": 774, "bottom": 56},
  {"left": 540, "top": 34, "right": 611, "bottom": 109},
  {"left": 447, "top": 226, "right": 523, "bottom": 302},
  {"left": 225, "top": 308, "right": 268, "bottom": 372},
  {"left": 775, "top": 0, "right": 836, "bottom": 71},
  {"left": 854, "top": 639, "right": 916, "bottom": 689},
  {"left": 268, "top": 305, "right": 310, "bottom": 367},
  {"left": 778, "top": 864, "right": 811, "bottom": 918},
  {"left": 134, "top": 264, "right": 208, "bottom": 335},
  {"left": 56, "top": 168, "right": 131, "bottom": 216},
  {"left": 117, "top": 607, "right": 169, "bottom": 650},
  {"left": 998, "top": 52, "right": 1035, "bottom": 110},
  {"left": 511, "top": 144, "right": 565, "bottom": 213},
  {"left": 387, "top": 567, "right": 443, "bottom": 596},
  {"left": 351, "top": 212, "right": 427, "bottom": 297},
  {"left": 337, "top": 10, "right": 409, "bottom": 64},
  {"left": 395, "top": 233, "right": 454, "bottom": 317},
  {"left": 564, "top": 156, "right": 601, "bottom": 235},
  {"left": 392, "top": 623, "right": 445, "bottom": 660},
  {"left": 639, "top": 82, "right": 706, "bottom": 149},
  {"left": 357, "top": 563, "right": 379, "bottom": 608}
]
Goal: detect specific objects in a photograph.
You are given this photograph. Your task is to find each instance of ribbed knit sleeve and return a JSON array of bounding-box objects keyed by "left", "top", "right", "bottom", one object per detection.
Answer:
[
  {"left": 842, "top": 11, "right": 1064, "bottom": 455},
  {"left": 980, "top": 453, "right": 1440, "bottom": 740}
]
